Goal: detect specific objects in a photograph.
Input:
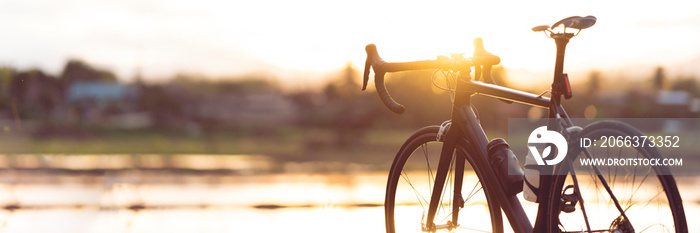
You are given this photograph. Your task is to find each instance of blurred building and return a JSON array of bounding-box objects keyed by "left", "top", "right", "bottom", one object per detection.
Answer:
[
  {"left": 655, "top": 90, "right": 697, "bottom": 117},
  {"left": 67, "top": 81, "right": 145, "bottom": 127},
  {"left": 192, "top": 92, "right": 299, "bottom": 129},
  {"left": 67, "top": 81, "right": 138, "bottom": 105}
]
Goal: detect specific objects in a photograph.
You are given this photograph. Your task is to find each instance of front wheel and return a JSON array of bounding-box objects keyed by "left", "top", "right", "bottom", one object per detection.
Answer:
[
  {"left": 547, "top": 121, "right": 687, "bottom": 233},
  {"left": 385, "top": 126, "right": 502, "bottom": 233}
]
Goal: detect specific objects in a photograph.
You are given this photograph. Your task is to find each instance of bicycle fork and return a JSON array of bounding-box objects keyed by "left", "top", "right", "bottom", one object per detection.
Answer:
[{"left": 423, "top": 129, "right": 464, "bottom": 232}]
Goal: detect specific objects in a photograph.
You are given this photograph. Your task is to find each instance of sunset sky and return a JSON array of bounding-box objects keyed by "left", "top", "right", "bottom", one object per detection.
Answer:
[{"left": 1, "top": 0, "right": 699, "bottom": 88}]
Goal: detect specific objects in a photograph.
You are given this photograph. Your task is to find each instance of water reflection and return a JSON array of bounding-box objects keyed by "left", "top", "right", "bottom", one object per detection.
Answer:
[
  {"left": 0, "top": 154, "right": 273, "bottom": 172},
  {"left": 0, "top": 155, "right": 697, "bottom": 232}
]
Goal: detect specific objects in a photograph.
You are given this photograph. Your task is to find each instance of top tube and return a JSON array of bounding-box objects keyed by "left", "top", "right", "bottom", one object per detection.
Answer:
[{"left": 464, "top": 79, "right": 550, "bottom": 108}]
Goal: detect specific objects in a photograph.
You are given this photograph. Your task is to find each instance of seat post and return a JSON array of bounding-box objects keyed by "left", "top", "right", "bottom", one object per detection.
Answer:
[{"left": 551, "top": 33, "right": 574, "bottom": 102}]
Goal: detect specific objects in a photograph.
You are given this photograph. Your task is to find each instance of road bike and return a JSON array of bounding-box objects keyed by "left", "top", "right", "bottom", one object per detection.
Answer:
[{"left": 362, "top": 16, "right": 687, "bottom": 233}]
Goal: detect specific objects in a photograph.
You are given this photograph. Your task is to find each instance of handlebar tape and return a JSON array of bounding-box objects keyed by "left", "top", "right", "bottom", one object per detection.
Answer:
[
  {"left": 374, "top": 72, "right": 406, "bottom": 114},
  {"left": 365, "top": 44, "right": 406, "bottom": 114}
]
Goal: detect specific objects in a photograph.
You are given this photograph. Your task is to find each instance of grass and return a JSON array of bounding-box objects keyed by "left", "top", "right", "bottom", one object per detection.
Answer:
[
  {"left": 2, "top": 127, "right": 697, "bottom": 173},
  {"left": 1, "top": 130, "right": 293, "bottom": 155},
  {"left": 0, "top": 127, "right": 412, "bottom": 163}
]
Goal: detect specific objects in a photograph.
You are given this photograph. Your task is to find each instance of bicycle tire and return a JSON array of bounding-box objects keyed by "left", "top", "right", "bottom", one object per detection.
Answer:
[
  {"left": 385, "top": 126, "right": 502, "bottom": 233},
  {"left": 546, "top": 120, "right": 687, "bottom": 233}
]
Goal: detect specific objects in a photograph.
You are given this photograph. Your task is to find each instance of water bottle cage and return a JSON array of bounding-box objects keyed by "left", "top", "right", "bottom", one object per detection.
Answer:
[
  {"left": 523, "top": 178, "right": 540, "bottom": 202},
  {"left": 524, "top": 164, "right": 549, "bottom": 203}
]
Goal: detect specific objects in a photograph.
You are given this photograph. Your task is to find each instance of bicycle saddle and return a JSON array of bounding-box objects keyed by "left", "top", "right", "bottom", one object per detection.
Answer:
[{"left": 532, "top": 15, "right": 596, "bottom": 32}]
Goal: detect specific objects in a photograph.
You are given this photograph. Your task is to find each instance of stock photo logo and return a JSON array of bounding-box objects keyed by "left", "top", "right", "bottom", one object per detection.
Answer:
[{"left": 527, "top": 126, "right": 567, "bottom": 165}]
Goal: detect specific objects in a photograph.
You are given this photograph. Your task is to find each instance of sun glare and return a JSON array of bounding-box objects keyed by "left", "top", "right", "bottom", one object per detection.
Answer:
[{"left": 0, "top": 0, "right": 698, "bottom": 88}]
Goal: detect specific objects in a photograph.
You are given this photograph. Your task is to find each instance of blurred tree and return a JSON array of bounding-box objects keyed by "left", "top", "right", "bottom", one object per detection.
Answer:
[
  {"left": 586, "top": 70, "right": 601, "bottom": 97},
  {"left": 170, "top": 73, "right": 279, "bottom": 95},
  {"left": 670, "top": 77, "right": 699, "bottom": 96},
  {"left": 321, "top": 63, "right": 376, "bottom": 147},
  {"left": 652, "top": 66, "right": 665, "bottom": 91},
  {"left": 623, "top": 88, "right": 651, "bottom": 118},
  {"left": 9, "top": 69, "right": 61, "bottom": 123},
  {"left": 559, "top": 70, "right": 604, "bottom": 117},
  {"left": 288, "top": 91, "right": 322, "bottom": 127},
  {"left": 60, "top": 59, "right": 118, "bottom": 85},
  {"left": 0, "top": 67, "right": 14, "bottom": 110},
  {"left": 169, "top": 74, "right": 215, "bottom": 95},
  {"left": 218, "top": 78, "right": 279, "bottom": 94},
  {"left": 138, "top": 84, "right": 185, "bottom": 129}
]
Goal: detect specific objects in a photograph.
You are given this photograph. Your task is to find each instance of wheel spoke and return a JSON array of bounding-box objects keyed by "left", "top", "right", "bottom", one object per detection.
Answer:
[
  {"left": 401, "top": 169, "right": 430, "bottom": 209},
  {"left": 551, "top": 123, "right": 684, "bottom": 233},
  {"left": 424, "top": 144, "right": 434, "bottom": 194},
  {"left": 387, "top": 129, "right": 499, "bottom": 233},
  {"left": 437, "top": 154, "right": 455, "bottom": 217},
  {"left": 464, "top": 181, "right": 483, "bottom": 203}
]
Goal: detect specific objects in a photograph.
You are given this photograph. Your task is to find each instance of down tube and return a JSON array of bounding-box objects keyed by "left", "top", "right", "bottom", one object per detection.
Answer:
[{"left": 454, "top": 105, "right": 533, "bottom": 233}]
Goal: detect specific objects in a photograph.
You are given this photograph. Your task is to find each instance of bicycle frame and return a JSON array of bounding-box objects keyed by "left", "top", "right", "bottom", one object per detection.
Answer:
[
  {"left": 367, "top": 21, "right": 611, "bottom": 232},
  {"left": 426, "top": 68, "right": 575, "bottom": 232}
]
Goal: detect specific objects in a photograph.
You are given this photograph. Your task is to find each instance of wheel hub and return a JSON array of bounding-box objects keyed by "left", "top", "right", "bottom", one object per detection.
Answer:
[{"left": 610, "top": 216, "right": 634, "bottom": 233}]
